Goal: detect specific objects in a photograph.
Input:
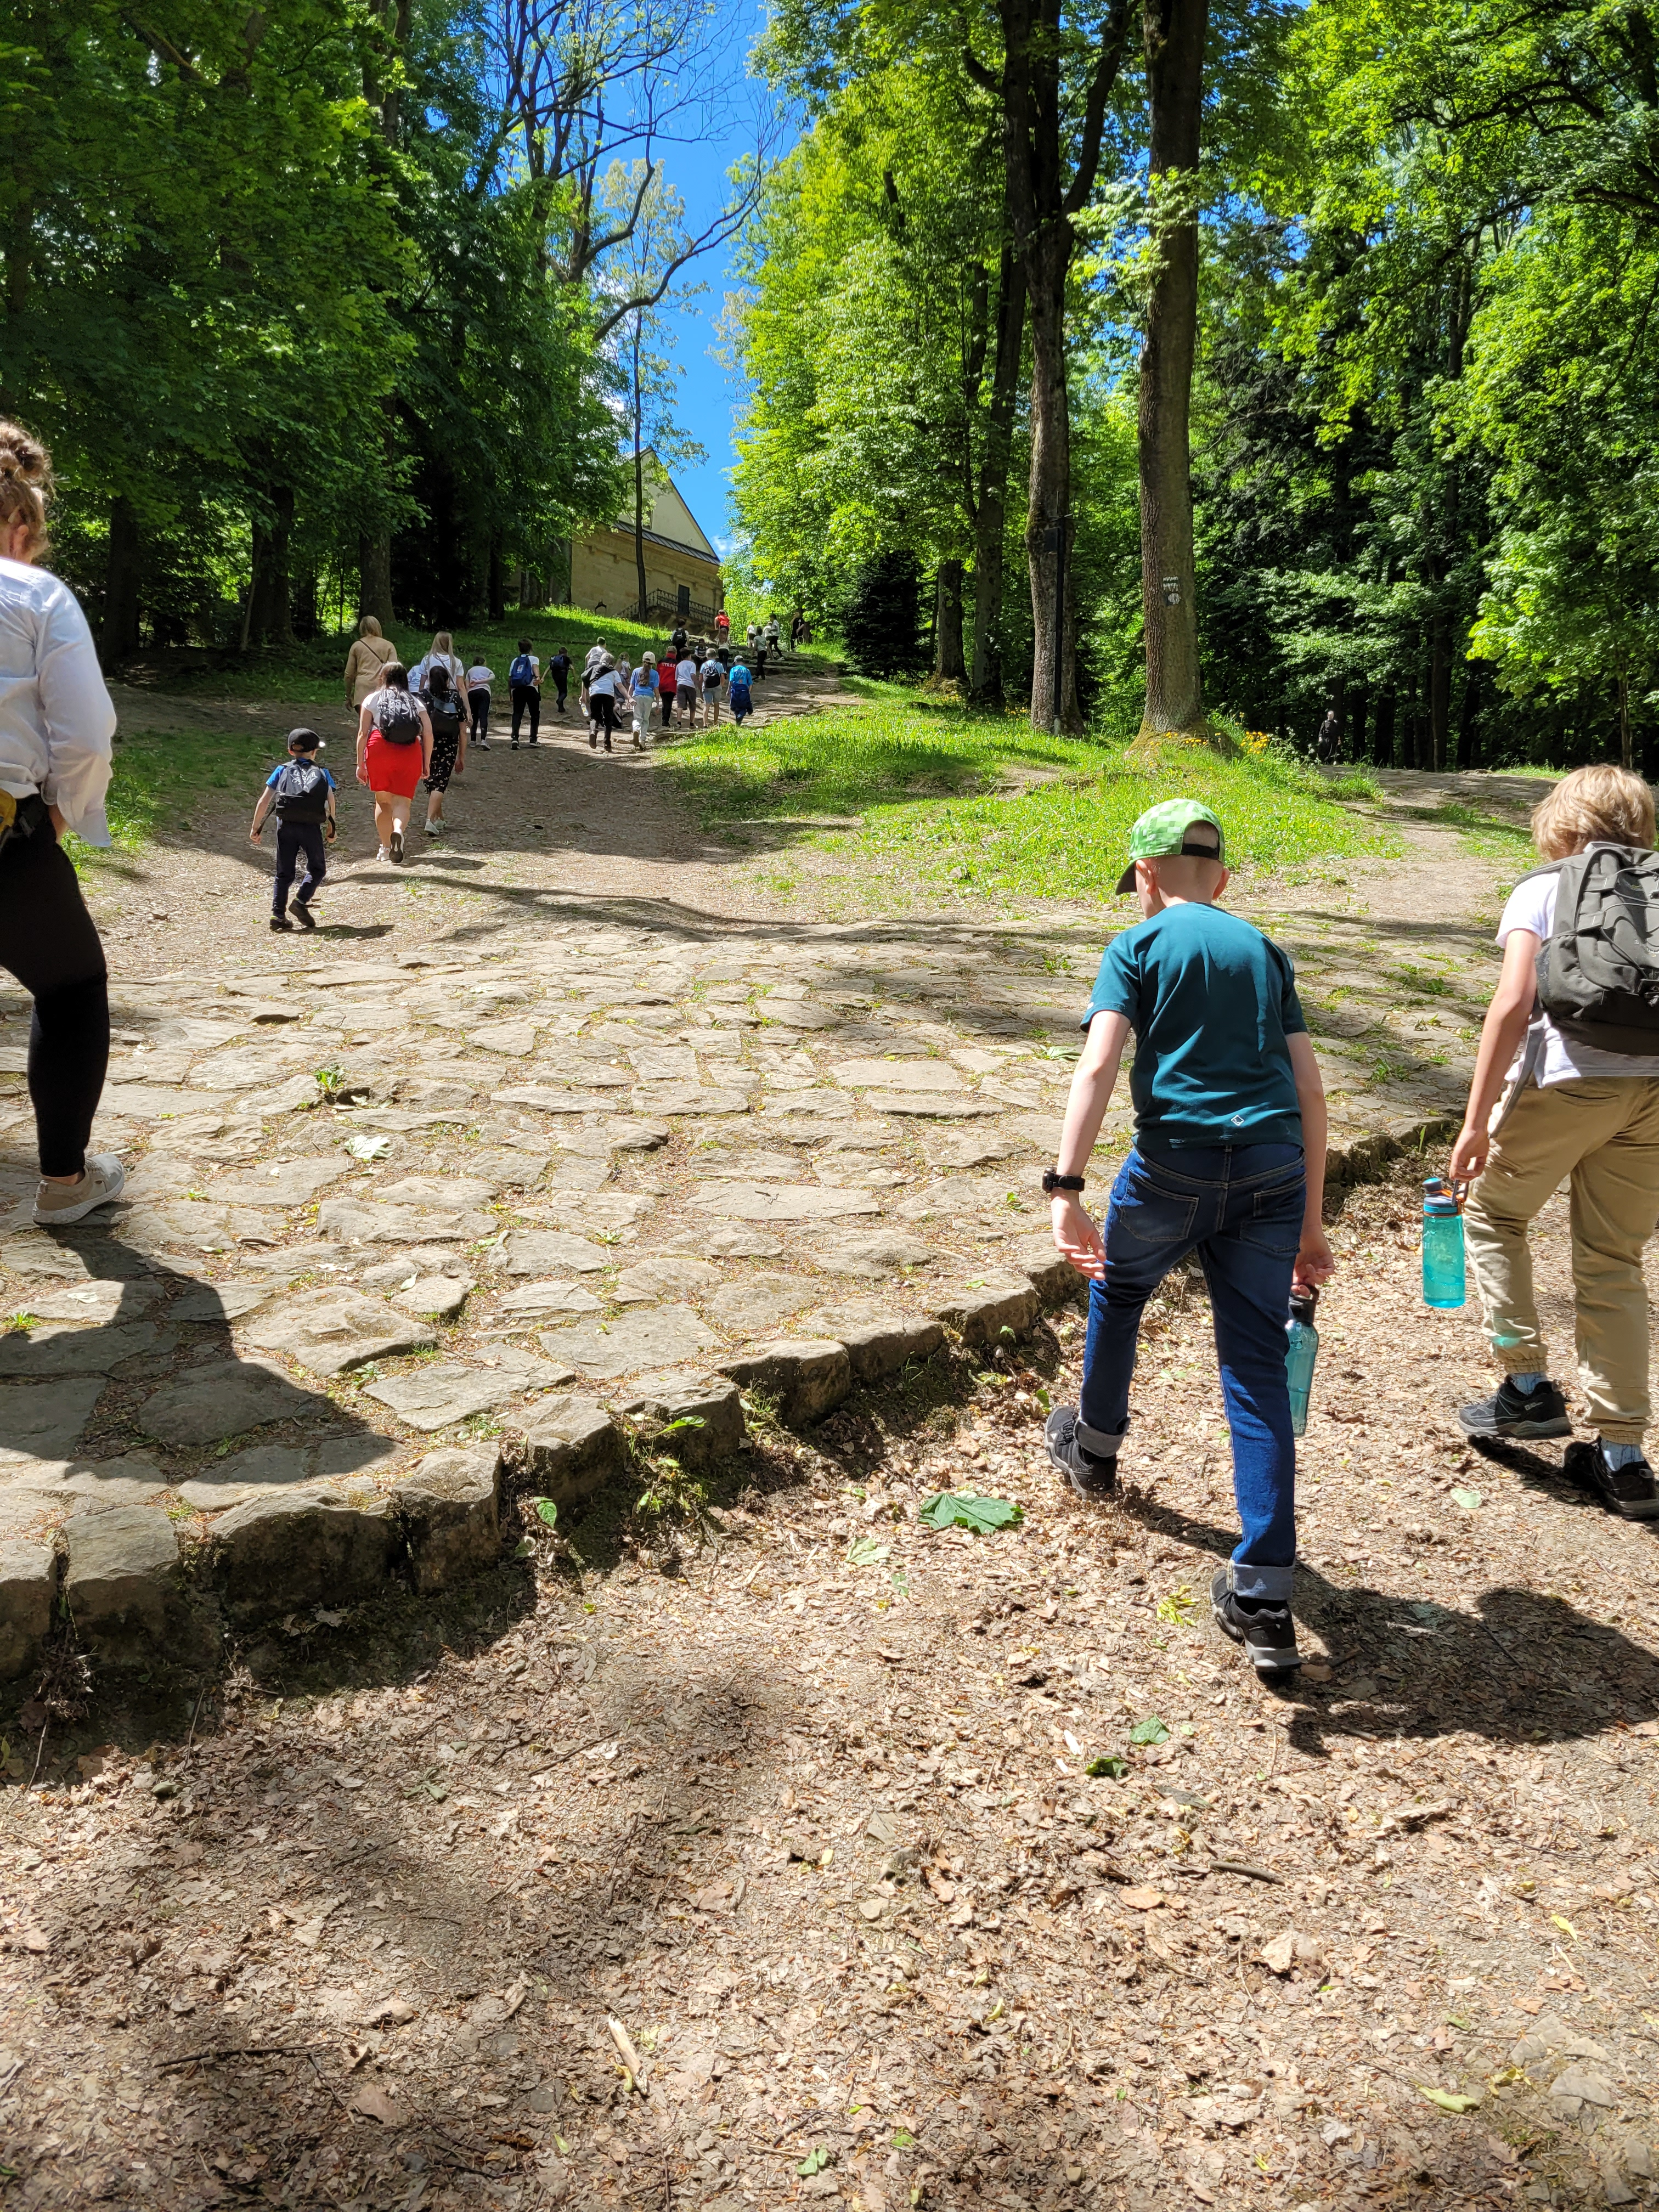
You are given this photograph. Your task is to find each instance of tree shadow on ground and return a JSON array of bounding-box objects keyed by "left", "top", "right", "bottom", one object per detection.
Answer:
[{"left": 1106, "top": 1485, "right": 1656, "bottom": 1757}]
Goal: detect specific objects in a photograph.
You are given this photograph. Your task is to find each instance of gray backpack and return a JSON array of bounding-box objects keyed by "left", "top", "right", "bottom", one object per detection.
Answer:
[{"left": 1526, "top": 844, "right": 1659, "bottom": 1053}]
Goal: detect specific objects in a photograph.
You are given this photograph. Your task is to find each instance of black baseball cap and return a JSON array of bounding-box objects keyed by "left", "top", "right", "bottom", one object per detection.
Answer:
[{"left": 287, "top": 727, "right": 323, "bottom": 752}]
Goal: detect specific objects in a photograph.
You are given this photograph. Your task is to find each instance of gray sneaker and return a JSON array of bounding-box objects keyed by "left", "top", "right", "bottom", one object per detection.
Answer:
[{"left": 33, "top": 1153, "right": 126, "bottom": 1227}]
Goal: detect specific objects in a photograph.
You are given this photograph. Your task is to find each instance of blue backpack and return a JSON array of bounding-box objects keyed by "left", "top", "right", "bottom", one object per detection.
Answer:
[{"left": 510, "top": 652, "right": 535, "bottom": 686}]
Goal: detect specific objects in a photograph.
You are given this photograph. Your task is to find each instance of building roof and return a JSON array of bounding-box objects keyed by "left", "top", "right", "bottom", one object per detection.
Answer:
[
  {"left": 597, "top": 458, "right": 719, "bottom": 563},
  {"left": 598, "top": 520, "right": 720, "bottom": 568}
]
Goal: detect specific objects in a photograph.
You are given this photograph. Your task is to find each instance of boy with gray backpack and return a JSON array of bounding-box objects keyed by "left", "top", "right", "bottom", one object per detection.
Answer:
[
  {"left": 250, "top": 727, "right": 336, "bottom": 932},
  {"left": 1452, "top": 765, "right": 1659, "bottom": 1519}
]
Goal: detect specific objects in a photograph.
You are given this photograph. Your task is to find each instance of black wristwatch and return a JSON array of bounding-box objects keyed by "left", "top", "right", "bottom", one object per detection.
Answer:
[{"left": 1042, "top": 1170, "right": 1086, "bottom": 1194}]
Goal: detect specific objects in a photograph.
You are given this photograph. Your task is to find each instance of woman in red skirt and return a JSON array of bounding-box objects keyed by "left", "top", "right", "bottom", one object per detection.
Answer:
[{"left": 354, "top": 662, "right": 432, "bottom": 864}]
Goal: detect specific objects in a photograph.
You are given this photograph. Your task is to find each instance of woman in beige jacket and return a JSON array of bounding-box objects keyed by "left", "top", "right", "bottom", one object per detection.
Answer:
[{"left": 343, "top": 617, "right": 398, "bottom": 712}]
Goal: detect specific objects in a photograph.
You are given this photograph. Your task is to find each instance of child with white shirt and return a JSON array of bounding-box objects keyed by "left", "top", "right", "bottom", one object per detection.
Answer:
[{"left": 1452, "top": 765, "right": 1659, "bottom": 1520}]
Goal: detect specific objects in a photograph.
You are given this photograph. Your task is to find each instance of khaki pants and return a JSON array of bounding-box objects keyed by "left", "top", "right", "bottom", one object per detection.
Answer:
[{"left": 1465, "top": 1076, "right": 1659, "bottom": 1440}]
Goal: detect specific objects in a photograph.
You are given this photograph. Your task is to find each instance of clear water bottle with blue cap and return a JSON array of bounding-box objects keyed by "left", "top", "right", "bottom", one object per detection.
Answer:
[
  {"left": 1284, "top": 1285, "right": 1319, "bottom": 1437},
  {"left": 1421, "top": 1176, "right": 1466, "bottom": 1308}
]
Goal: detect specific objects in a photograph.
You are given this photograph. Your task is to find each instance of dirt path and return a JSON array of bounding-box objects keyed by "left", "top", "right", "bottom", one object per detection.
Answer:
[{"left": 0, "top": 720, "right": 1653, "bottom": 2212}]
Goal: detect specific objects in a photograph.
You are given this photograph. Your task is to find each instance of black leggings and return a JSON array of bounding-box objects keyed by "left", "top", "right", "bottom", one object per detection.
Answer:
[
  {"left": 467, "top": 687, "right": 490, "bottom": 741},
  {"left": 0, "top": 826, "right": 109, "bottom": 1177}
]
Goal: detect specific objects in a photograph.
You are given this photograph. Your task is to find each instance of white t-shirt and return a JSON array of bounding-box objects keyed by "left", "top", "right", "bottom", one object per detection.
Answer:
[
  {"left": 466, "top": 663, "right": 493, "bottom": 690},
  {"left": 584, "top": 646, "right": 608, "bottom": 676},
  {"left": 0, "top": 556, "right": 115, "bottom": 845},
  {"left": 587, "top": 668, "right": 618, "bottom": 699},
  {"left": 675, "top": 658, "right": 698, "bottom": 687},
  {"left": 1498, "top": 869, "right": 1659, "bottom": 1085}
]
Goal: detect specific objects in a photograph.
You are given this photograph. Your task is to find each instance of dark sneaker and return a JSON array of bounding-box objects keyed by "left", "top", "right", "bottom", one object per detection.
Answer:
[
  {"left": 1211, "top": 1569, "right": 1301, "bottom": 1675},
  {"left": 1562, "top": 1441, "right": 1659, "bottom": 1521},
  {"left": 1044, "top": 1404, "right": 1117, "bottom": 1499},
  {"left": 1459, "top": 1376, "right": 1571, "bottom": 1441},
  {"left": 390, "top": 828, "right": 404, "bottom": 865},
  {"left": 269, "top": 914, "right": 294, "bottom": 932},
  {"left": 292, "top": 902, "right": 317, "bottom": 930},
  {"left": 511, "top": 738, "right": 519, "bottom": 750}
]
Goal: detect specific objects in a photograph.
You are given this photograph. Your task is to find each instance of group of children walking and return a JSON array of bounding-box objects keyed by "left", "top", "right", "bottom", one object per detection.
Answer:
[{"left": 1043, "top": 764, "right": 1659, "bottom": 1686}]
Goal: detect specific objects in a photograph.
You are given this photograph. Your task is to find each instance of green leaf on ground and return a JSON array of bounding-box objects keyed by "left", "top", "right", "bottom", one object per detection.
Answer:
[
  {"left": 1129, "top": 1717, "right": 1170, "bottom": 1746},
  {"left": 847, "top": 1535, "right": 890, "bottom": 1566},
  {"left": 1417, "top": 2086, "right": 1483, "bottom": 2113},
  {"left": 345, "top": 1132, "right": 391, "bottom": 1160},
  {"left": 797, "top": 2147, "right": 833, "bottom": 2175},
  {"left": 1087, "top": 1755, "right": 1130, "bottom": 1779},
  {"left": 918, "top": 1491, "right": 1023, "bottom": 1534},
  {"left": 533, "top": 1499, "right": 558, "bottom": 1527},
  {"left": 1451, "top": 1487, "right": 1483, "bottom": 1510}
]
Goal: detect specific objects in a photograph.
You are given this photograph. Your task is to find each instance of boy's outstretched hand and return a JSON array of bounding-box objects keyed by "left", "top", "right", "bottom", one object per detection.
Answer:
[{"left": 1052, "top": 1192, "right": 1105, "bottom": 1282}]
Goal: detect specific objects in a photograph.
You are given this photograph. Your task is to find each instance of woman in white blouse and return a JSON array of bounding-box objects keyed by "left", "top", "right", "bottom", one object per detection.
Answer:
[{"left": 0, "top": 420, "right": 123, "bottom": 1226}]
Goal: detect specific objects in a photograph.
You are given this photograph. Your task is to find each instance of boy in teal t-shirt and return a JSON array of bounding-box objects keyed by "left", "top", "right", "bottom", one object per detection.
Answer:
[{"left": 1044, "top": 800, "right": 1335, "bottom": 1677}]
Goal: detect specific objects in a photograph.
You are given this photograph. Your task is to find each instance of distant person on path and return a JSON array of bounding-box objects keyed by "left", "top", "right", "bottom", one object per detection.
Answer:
[
  {"left": 714, "top": 607, "right": 730, "bottom": 648},
  {"left": 509, "top": 639, "right": 541, "bottom": 748},
  {"left": 727, "top": 655, "right": 754, "bottom": 725},
  {"left": 699, "top": 651, "right": 725, "bottom": 727},
  {"left": 343, "top": 616, "right": 397, "bottom": 716},
  {"left": 631, "top": 653, "right": 660, "bottom": 742},
  {"left": 0, "top": 417, "right": 124, "bottom": 1228},
  {"left": 547, "top": 645, "right": 571, "bottom": 717},
  {"left": 1316, "top": 709, "right": 1340, "bottom": 764},
  {"left": 671, "top": 620, "right": 689, "bottom": 661},
  {"left": 420, "top": 662, "right": 466, "bottom": 837},
  {"left": 1044, "top": 800, "right": 1334, "bottom": 1679},
  {"left": 464, "top": 650, "right": 494, "bottom": 748},
  {"left": 658, "top": 652, "right": 676, "bottom": 729},
  {"left": 356, "top": 661, "right": 431, "bottom": 865},
  {"left": 587, "top": 655, "right": 619, "bottom": 752},
  {"left": 251, "top": 726, "right": 335, "bottom": 931},
  {"left": 765, "top": 614, "right": 781, "bottom": 653},
  {"left": 790, "top": 610, "right": 805, "bottom": 647},
  {"left": 411, "top": 629, "right": 464, "bottom": 698},
  {"left": 1451, "top": 766, "right": 1659, "bottom": 1521},
  {"left": 674, "top": 649, "right": 699, "bottom": 730}
]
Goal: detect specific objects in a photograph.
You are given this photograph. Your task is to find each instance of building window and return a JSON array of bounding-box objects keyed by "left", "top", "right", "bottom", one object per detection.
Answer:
[{"left": 676, "top": 583, "right": 691, "bottom": 617}]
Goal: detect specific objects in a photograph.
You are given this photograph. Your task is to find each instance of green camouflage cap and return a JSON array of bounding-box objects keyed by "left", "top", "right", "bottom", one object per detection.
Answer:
[{"left": 1115, "top": 799, "right": 1226, "bottom": 894}]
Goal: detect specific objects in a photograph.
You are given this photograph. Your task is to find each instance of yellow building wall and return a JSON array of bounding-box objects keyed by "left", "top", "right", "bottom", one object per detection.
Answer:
[{"left": 569, "top": 529, "right": 722, "bottom": 618}]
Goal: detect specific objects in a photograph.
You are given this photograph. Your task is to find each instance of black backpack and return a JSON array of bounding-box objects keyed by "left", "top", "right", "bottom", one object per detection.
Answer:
[
  {"left": 1527, "top": 844, "right": 1659, "bottom": 1052},
  {"left": 425, "top": 687, "right": 461, "bottom": 746},
  {"left": 374, "top": 689, "right": 422, "bottom": 746},
  {"left": 273, "top": 759, "right": 329, "bottom": 823}
]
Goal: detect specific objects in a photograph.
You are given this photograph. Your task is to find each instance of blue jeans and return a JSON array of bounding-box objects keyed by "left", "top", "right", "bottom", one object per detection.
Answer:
[
  {"left": 1079, "top": 1142, "right": 1305, "bottom": 1602},
  {"left": 272, "top": 821, "right": 325, "bottom": 917}
]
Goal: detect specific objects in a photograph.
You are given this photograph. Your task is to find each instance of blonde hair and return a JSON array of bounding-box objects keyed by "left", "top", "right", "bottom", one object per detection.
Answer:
[
  {"left": 359, "top": 615, "right": 383, "bottom": 639},
  {"left": 1531, "top": 765, "right": 1656, "bottom": 859},
  {"left": 0, "top": 420, "right": 52, "bottom": 557},
  {"left": 430, "top": 630, "right": 453, "bottom": 658}
]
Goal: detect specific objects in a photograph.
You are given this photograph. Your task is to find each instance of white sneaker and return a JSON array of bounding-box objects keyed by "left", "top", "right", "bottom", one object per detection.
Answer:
[{"left": 33, "top": 1153, "right": 126, "bottom": 1227}]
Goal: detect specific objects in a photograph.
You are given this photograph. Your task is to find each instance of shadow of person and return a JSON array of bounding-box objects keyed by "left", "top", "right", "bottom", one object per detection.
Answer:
[
  {"left": 1104, "top": 1481, "right": 1657, "bottom": 1759},
  {"left": 0, "top": 1223, "right": 390, "bottom": 1526}
]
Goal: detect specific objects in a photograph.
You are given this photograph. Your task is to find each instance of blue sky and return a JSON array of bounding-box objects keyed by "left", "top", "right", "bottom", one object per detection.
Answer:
[{"left": 644, "top": 36, "right": 784, "bottom": 555}]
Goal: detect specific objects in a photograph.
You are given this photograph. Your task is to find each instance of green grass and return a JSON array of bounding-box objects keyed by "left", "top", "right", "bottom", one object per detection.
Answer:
[
  {"left": 664, "top": 698, "right": 1400, "bottom": 906},
  {"left": 129, "top": 607, "right": 842, "bottom": 706}
]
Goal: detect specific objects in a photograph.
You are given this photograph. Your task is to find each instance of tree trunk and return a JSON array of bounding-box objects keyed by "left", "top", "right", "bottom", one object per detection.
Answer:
[
  {"left": 358, "top": 532, "right": 394, "bottom": 631},
  {"left": 633, "top": 329, "right": 650, "bottom": 622},
  {"left": 1135, "top": 0, "right": 1211, "bottom": 748},
  {"left": 969, "top": 244, "right": 1026, "bottom": 706},
  {"left": 934, "top": 561, "right": 967, "bottom": 683},
  {"left": 1347, "top": 678, "right": 1368, "bottom": 765},
  {"left": 1024, "top": 222, "right": 1079, "bottom": 732},
  {"left": 488, "top": 532, "right": 506, "bottom": 622},
  {"left": 1429, "top": 616, "right": 1450, "bottom": 772},
  {"left": 248, "top": 485, "right": 295, "bottom": 646},
  {"left": 1373, "top": 687, "right": 1396, "bottom": 769},
  {"left": 1456, "top": 666, "right": 1481, "bottom": 770},
  {"left": 100, "top": 495, "right": 142, "bottom": 670},
  {"left": 1620, "top": 672, "right": 1633, "bottom": 770}
]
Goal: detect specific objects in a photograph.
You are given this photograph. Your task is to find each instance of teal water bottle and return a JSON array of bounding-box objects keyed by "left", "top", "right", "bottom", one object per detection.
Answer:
[
  {"left": 1285, "top": 1287, "right": 1319, "bottom": 1437},
  {"left": 1421, "top": 1176, "right": 1466, "bottom": 1308}
]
